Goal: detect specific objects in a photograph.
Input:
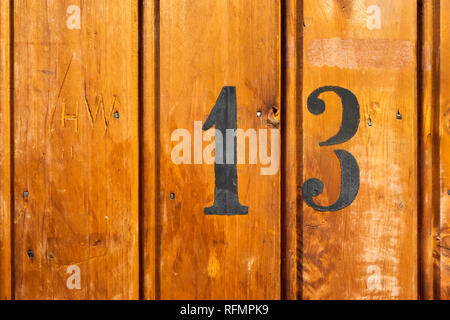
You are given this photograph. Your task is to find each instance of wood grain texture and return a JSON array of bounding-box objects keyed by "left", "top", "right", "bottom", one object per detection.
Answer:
[
  {"left": 150, "top": 0, "right": 281, "bottom": 299},
  {"left": 302, "top": 0, "right": 417, "bottom": 299},
  {"left": 419, "top": 0, "right": 440, "bottom": 300},
  {"left": 0, "top": 0, "right": 12, "bottom": 301},
  {"left": 439, "top": 0, "right": 450, "bottom": 300},
  {"left": 13, "top": 0, "right": 139, "bottom": 299},
  {"left": 1, "top": 0, "right": 448, "bottom": 301},
  {"left": 141, "top": 0, "right": 158, "bottom": 300},
  {"left": 283, "top": 0, "right": 301, "bottom": 300}
]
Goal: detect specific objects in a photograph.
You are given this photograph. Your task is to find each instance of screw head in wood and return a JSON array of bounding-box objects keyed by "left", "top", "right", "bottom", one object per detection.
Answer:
[
  {"left": 170, "top": 193, "right": 175, "bottom": 200},
  {"left": 23, "top": 191, "right": 29, "bottom": 198},
  {"left": 257, "top": 111, "right": 262, "bottom": 118}
]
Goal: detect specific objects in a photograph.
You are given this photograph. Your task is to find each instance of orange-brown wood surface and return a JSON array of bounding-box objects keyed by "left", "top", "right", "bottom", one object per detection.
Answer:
[
  {"left": 1, "top": 0, "right": 450, "bottom": 301},
  {"left": 0, "top": 0, "right": 12, "bottom": 300},
  {"left": 141, "top": 0, "right": 158, "bottom": 301},
  {"left": 418, "top": 0, "right": 443, "bottom": 300},
  {"left": 301, "top": 0, "right": 417, "bottom": 299},
  {"left": 283, "top": 0, "right": 301, "bottom": 300},
  {"left": 418, "top": 0, "right": 439, "bottom": 300},
  {"left": 439, "top": 0, "right": 450, "bottom": 300},
  {"left": 12, "top": 0, "right": 139, "bottom": 299},
  {"left": 419, "top": 0, "right": 450, "bottom": 301},
  {"left": 144, "top": 0, "right": 281, "bottom": 299}
]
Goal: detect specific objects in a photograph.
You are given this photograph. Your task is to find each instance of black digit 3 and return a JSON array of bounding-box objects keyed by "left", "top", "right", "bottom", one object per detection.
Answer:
[{"left": 303, "top": 86, "right": 361, "bottom": 212}]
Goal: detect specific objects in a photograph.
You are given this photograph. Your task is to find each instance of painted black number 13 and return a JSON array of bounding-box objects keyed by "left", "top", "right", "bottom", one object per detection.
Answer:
[{"left": 203, "top": 85, "right": 360, "bottom": 215}]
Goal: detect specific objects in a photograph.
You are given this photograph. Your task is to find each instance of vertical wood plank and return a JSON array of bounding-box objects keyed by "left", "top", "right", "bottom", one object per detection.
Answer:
[
  {"left": 13, "top": 0, "right": 139, "bottom": 299},
  {"left": 419, "top": 0, "right": 440, "bottom": 300},
  {"left": 149, "top": 0, "right": 281, "bottom": 299},
  {"left": 283, "top": 0, "right": 301, "bottom": 300},
  {"left": 0, "top": 0, "right": 12, "bottom": 300},
  {"left": 439, "top": 0, "right": 450, "bottom": 300},
  {"left": 302, "top": 0, "right": 417, "bottom": 299},
  {"left": 142, "top": 0, "right": 158, "bottom": 300}
]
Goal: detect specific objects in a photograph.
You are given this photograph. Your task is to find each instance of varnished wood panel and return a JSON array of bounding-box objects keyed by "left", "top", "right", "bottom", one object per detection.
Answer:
[
  {"left": 301, "top": 0, "right": 417, "bottom": 299},
  {"left": 439, "top": 0, "right": 450, "bottom": 300},
  {"left": 147, "top": 0, "right": 281, "bottom": 299},
  {"left": 283, "top": 0, "right": 301, "bottom": 300},
  {"left": 13, "top": 0, "right": 139, "bottom": 299},
  {"left": 418, "top": 0, "right": 440, "bottom": 300},
  {"left": 0, "top": 0, "right": 12, "bottom": 300},
  {"left": 1, "top": 0, "right": 448, "bottom": 301},
  {"left": 141, "top": 0, "right": 158, "bottom": 300}
]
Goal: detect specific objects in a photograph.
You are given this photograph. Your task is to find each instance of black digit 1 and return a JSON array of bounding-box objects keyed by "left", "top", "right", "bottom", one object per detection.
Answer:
[
  {"left": 303, "top": 86, "right": 361, "bottom": 212},
  {"left": 202, "top": 86, "right": 248, "bottom": 215}
]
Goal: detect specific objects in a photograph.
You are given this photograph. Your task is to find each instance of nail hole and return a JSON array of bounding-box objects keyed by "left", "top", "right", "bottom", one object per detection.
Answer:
[
  {"left": 27, "top": 249, "right": 34, "bottom": 259},
  {"left": 114, "top": 111, "right": 120, "bottom": 119},
  {"left": 271, "top": 107, "right": 279, "bottom": 117},
  {"left": 396, "top": 110, "right": 402, "bottom": 120},
  {"left": 170, "top": 193, "right": 175, "bottom": 200},
  {"left": 23, "top": 191, "right": 29, "bottom": 198},
  {"left": 368, "top": 118, "right": 372, "bottom": 127}
]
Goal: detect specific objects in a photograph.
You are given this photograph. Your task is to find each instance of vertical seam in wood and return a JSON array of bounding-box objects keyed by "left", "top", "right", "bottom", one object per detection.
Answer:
[
  {"left": 154, "top": 0, "right": 161, "bottom": 300},
  {"left": 140, "top": 0, "right": 160, "bottom": 300},
  {"left": 297, "top": 0, "right": 303, "bottom": 301},
  {"left": 138, "top": 0, "right": 144, "bottom": 301},
  {"left": 417, "top": 0, "right": 425, "bottom": 300},
  {"left": 432, "top": 0, "right": 441, "bottom": 300},
  {"left": 281, "top": 0, "right": 287, "bottom": 300},
  {"left": 281, "top": 0, "right": 303, "bottom": 300},
  {"left": 418, "top": 0, "right": 441, "bottom": 300},
  {"left": 9, "top": 0, "right": 15, "bottom": 301}
]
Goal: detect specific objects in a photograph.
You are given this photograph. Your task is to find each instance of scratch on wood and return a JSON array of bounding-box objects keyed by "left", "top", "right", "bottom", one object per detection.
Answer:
[
  {"left": 57, "top": 54, "right": 74, "bottom": 98},
  {"left": 38, "top": 69, "right": 55, "bottom": 75},
  {"left": 61, "top": 100, "right": 79, "bottom": 132},
  {"left": 84, "top": 95, "right": 117, "bottom": 131}
]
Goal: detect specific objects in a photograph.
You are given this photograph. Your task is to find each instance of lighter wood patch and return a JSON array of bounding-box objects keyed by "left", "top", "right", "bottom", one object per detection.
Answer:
[{"left": 307, "top": 38, "right": 414, "bottom": 69}]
